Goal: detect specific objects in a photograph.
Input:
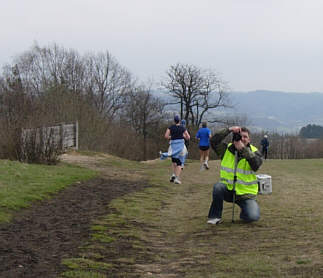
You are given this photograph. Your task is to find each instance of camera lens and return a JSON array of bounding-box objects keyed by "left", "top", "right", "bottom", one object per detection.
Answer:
[{"left": 233, "top": 132, "right": 242, "bottom": 141}]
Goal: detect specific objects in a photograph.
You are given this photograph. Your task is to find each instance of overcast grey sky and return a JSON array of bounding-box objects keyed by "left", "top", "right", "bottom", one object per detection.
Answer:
[{"left": 1, "top": 0, "right": 323, "bottom": 92}]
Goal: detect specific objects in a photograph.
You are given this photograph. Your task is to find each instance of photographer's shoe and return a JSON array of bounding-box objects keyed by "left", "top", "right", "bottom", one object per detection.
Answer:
[{"left": 207, "top": 218, "right": 222, "bottom": 225}]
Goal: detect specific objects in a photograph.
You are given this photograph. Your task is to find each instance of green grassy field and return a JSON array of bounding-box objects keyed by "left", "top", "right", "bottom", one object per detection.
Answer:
[
  {"left": 1, "top": 154, "right": 323, "bottom": 277},
  {"left": 0, "top": 159, "right": 97, "bottom": 222}
]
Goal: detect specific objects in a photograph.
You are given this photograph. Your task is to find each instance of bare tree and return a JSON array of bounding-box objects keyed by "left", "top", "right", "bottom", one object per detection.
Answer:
[
  {"left": 84, "top": 51, "right": 133, "bottom": 120},
  {"left": 162, "top": 63, "right": 232, "bottom": 127},
  {"left": 209, "top": 113, "right": 251, "bottom": 128},
  {"left": 122, "top": 85, "right": 165, "bottom": 160},
  {"left": 3, "top": 43, "right": 86, "bottom": 97},
  {"left": 2, "top": 44, "right": 134, "bottom": 122},
  {"left": 0, "top": 64, "right": 35, "bottom": 127}
]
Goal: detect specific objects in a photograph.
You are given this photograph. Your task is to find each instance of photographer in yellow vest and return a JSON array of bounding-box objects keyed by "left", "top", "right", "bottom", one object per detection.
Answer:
[{"left": 207, "top": 126, "right": 263, "bottom": 225}]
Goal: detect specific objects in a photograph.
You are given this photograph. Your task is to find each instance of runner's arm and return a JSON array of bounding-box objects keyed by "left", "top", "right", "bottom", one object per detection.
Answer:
[
  {"left": 183, "top": 130, "right": 190, "bottom": 140},
  {"left": 164, "top": 128, "right": 171, "bottom": 140}
]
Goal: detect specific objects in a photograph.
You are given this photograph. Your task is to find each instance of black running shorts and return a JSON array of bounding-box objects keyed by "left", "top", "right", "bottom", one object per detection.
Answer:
[
  {"left": 171, "top": 157, "right": 182, "bottom": 166},
  {"left": 199, "top": 146, "right": 209, "bottom": 151}
]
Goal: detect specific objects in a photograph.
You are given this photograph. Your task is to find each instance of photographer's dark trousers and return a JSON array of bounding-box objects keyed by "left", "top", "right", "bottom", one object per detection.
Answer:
[{"left": 208, "top": 182, "right": 260, "bottom": 222}]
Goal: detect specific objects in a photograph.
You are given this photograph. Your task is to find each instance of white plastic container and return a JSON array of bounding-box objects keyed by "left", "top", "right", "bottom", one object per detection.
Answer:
[{"left": 256, "top": 174, "right": 272, "bottom": 194}]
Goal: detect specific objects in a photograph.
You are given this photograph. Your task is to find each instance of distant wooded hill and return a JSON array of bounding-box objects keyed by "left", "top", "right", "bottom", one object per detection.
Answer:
[
  {"left": 155, "top": 89, "right": 323, "bottom": 133},
  {"left": 299, "top": 124, "right": 323, "bottom": 138},
  {"left": 226, "top": 90, "right": 323, "bottom": 132}
]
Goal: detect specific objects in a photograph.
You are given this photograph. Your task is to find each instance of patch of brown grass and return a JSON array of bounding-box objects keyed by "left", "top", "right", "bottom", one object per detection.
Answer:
[{"left": 60, "top": 153, "right": 323, "bottom": 277}]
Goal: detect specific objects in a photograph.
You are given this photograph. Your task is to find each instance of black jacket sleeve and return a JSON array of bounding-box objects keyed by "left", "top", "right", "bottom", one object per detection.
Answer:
[
  {"left": 240, "top": 146, "right": 263, "bottom": 172},
  {"left": 210, "top": 128, "right": 231, "bottom": 159}
]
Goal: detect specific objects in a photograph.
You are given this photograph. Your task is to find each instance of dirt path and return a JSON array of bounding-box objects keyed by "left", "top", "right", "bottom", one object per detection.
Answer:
[{"left": 0, "top": 154, "right": 147, "bottom": 278}]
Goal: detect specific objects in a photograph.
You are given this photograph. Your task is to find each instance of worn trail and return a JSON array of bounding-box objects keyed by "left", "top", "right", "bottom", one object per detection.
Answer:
[{"left": 0, "top": 177, "right": 144, "bottom": 278}]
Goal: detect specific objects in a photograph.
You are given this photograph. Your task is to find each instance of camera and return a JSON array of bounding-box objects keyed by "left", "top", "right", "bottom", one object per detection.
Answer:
[{"left": 232, "top": 132, "right": 242, "bottom": 141}]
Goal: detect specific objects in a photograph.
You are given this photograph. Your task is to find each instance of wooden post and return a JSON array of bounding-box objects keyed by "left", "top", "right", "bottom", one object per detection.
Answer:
[
  {"left": 59, "top": 123, "right": 64, "bottom": 151},
  {"left": 75, "top": 121, "right": 79, "bottom": 150}
]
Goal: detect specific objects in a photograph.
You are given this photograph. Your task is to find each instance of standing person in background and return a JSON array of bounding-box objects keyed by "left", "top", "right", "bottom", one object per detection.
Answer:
[
  {"left": 160, "top": 115, "right": 190, "bottom": 184},
  {"left": 196, "top": 122, "right": 212, "bottom": 170},
  {"left": 260, "top": 135, "right": 269, "bottom": 160},
  {"left": 181, "top": 119, "right": 189, "bottom": 168}
]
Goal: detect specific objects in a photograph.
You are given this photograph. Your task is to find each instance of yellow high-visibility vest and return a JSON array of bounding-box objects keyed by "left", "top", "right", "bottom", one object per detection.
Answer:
[{"left": 220, "top": 143, "right": 258, "bottom": 195}]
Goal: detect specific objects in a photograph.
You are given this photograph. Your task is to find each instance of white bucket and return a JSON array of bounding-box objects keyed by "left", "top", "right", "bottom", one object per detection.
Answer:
[{"left": 256, "top": 174, "right": 272, "bottom": 194}]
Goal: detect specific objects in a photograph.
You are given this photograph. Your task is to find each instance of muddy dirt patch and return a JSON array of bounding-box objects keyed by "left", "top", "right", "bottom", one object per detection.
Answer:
[{"left": 0, "top": 177, "right": 146, "bottom": 278}]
